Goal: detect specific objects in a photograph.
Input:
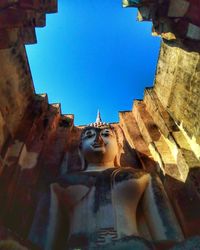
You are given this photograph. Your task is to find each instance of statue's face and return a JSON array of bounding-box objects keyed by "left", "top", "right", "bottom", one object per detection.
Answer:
[{"left": 81, "top": 127, "right": 118, "bottom": 165}]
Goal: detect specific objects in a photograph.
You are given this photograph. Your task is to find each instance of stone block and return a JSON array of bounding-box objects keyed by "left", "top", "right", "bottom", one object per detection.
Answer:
[
  {"left": 119, "top": 111, "right": 156, "bottom": 172},
  {"left": 144, "top": 88, "right": 179, "bottom": 137}
]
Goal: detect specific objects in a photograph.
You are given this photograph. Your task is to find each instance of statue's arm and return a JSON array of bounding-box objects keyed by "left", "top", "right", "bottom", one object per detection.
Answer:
[
  {"left": 29, "top": 182, "right": 90, "bottom": 250},
  {"left": 47, "top": 183, "right": 90, "bottom": 250},
  {"left": 28, "top": 188, "right": 52, "bottom": 250},
  {"left": 142, "top": 175, "right": 184, "bottom": 241},
  {"left": 112, "top": 170, "right": 150, "bottom": 238}
]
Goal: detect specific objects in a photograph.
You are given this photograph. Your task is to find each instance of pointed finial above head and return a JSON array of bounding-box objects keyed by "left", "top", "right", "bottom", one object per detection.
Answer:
[
  {"left": 88, "top": 110, "right": 109, "bottom": 128},
  {"left": 96, "top": 109, "right": 102, "bottom": 123}
]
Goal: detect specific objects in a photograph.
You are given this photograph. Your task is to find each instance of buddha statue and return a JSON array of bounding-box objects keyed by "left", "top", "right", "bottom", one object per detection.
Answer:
[{"left": 29, "top": 112, "right": 184, "bottom": 250}]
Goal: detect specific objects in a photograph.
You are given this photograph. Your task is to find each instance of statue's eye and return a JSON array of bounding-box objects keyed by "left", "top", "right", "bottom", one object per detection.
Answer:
[
  {"left": 85, "top": 131, "right": 95, "bottom": 138},
  {"left": 101, "top": 131, "right": 110, "bottom": 137},
  {"left": 102, "top": 133, "right": 109, "bottom": 137}
]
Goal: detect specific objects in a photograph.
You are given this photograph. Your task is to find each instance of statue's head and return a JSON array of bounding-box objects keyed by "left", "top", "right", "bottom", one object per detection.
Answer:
[
  {"left": 80, "top": 125, "right": 119, "bottom": 168},
  {"left": 79, "top": 111, "right": 124, "bottom": 170}
]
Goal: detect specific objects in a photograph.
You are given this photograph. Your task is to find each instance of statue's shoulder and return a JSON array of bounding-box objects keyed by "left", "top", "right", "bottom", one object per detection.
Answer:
[
  {"left": 55, "top": 171, "right": 96, "bottom": 188},
  {"left": 112, "top": 167, "right": 150, "bottom": 183}
]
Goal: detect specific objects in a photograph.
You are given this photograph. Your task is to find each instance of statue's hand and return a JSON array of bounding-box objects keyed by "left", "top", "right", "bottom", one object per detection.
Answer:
[{"left": 51, "top": 183, "right": 90, "bottom": 208}]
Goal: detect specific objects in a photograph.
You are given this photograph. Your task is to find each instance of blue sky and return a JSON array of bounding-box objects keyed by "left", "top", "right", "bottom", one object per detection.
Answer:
[{"left": 26, "top": 0, "right": 160, "bottom": 125}]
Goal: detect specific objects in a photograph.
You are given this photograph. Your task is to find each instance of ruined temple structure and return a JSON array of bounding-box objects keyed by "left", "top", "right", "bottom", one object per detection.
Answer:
[{"left": 0, "top": 0, "right": 200, "bottom": 249}]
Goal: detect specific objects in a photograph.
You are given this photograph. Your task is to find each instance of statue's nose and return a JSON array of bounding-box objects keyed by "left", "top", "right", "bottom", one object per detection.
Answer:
[{"left": 94, "top": 133, "right": 103, "bottom": 143}]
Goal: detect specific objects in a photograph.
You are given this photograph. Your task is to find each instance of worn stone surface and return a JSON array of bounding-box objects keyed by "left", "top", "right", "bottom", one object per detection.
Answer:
[
  {"left": 144, "top": 88, "right": 179, "bottom": 137},
  {"left": 0, "top": 1, "right": 200, "bottom": 250},
  {"left": 164, "top": 169, "right": 200, "bottom": 238},
  {"left": 0, "top": 44, "right": 34, "bottom": 138},
  {"left": 154, "top": 42, "right": 200, "bottom": 146},
  {"left": 123, "top": 0, "right": 200, "bottom": 46},
  {"left": 170, "top": 236, "right": 200, "bottom": 250},
  {"left": 0, "top": 225, "right": 40, "bottom": 250},
  {"left": 119, "top": 111, "right": 156, "bottom": 172},
  {"left": 91, "top": 236, "right": 154, "bottom": 250},
  {"left": 0, "top": 0, "right": 57, "bottom": 48}
]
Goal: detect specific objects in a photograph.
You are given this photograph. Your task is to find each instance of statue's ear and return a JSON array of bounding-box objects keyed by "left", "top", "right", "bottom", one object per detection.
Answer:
[
  {"left": 78, "top": 146, "right": 87, "bottom": 170},
  {"left": 115, "top": 142, "right": 123, "bottom": 167},
  {"left": 114, "top": 153, "right": 120, "bottom": 167}
]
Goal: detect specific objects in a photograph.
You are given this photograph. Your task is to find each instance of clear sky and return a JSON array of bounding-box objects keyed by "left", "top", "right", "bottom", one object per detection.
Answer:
[{"left": 26, "top": 0, "right": 160, "bottom": 125}]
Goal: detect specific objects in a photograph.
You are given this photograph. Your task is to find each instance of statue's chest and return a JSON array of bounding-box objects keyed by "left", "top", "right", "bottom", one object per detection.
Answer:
[
  {"left": 70, "top": 172, "right": 115, "bottom": 235},
  {"left": 93, "top": 174, "right": 112, "bottom": 213}
]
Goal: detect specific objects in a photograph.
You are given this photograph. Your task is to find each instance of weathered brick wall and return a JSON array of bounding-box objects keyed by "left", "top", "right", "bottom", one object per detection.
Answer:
[
  {"left": 0, "top": 0, "right": 200, "bottom": 248},
  {"left": 0, "top": 44, "right": 34, "bottom": 139},
  {"left": 119, "top": 91, "right": 200, "bottom": 237},
  {"left": 155, "top": 42, "right": 200, "bottom": 152}
]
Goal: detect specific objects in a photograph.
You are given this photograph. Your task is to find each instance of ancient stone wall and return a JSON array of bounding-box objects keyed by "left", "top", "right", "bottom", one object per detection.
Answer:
[
  {"left": 0, "top": 0, "right": 200, "bottom": 249},
  {"left": 155, "top": 42, "right": 200, "bottom": 153}
]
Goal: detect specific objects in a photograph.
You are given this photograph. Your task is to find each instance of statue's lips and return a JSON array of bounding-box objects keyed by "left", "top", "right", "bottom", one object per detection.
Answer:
[{"left": 91, "top": 143, "right": 104, "bottom": 148}]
